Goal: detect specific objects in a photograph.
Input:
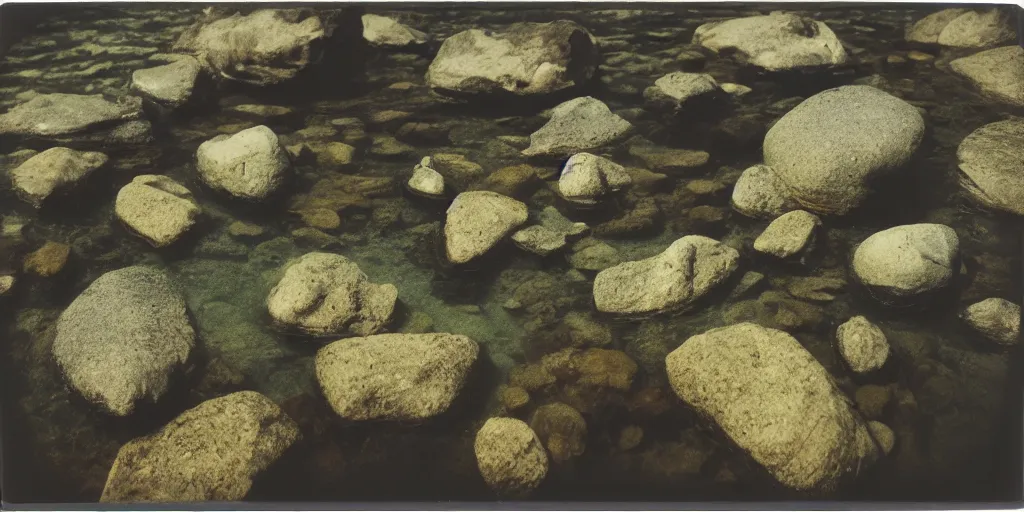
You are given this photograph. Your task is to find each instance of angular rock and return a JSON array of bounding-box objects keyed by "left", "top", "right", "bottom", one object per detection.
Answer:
[
  {"left": 196, "top": 125, "right": 291, "bottom": 201},
  {"left": 906, "top": 8, "right": 1016, "bottom": 48},
  {"left": 961, "top": 298, "right": 1021, "bottom": 346},
  {"left": 512, "top": 206, "right": 588, "bottom": 256},
  {"left": 731, "top": 164, "right": 800, "bottom": 218},
  {"left": 753, "top": 210, "right": 821, "bottom": 259},
  {"left": 406, "top": 156, "right": 445, "bottom": 198},
  {"left": 115, "top": 175, "right": 201, "bottom": 247},
  {"left": 474, "top": 417, "right": 549, "bottom": 497},
  {"left": 362, "top": 14, "right": 428, "bottom": 48},
  {"left": 852, "top": 224, "right": 960, "bottom": 305},
  {"left": 693, "top": 13, "right": 848, "bottom": 71},
  {"left": 558, "top": 153, "right": 631, "bottom": 204},
  {"left": 643, "top": 72, "right": 727, "bottom": 115},
  {"left": 836, "top": 315, "right": 890, "bottom": 373},
  {"left": 957, "top": 118, "right": 1024, "bottom": 215},
  {"left": 9, "top": 147, "right": 108, "bottom": 207},
  {"left": 444, "top": 191, "right": 528, "bottom": 264},
  {"left": 0, "top": 93, "right": 151, "bottom": 144},
  {"left": 522, "top": 97, "right": 633, "bottom": 157},
  {"left": 949, "top": 46, "right": 1024, "bottom": 108},
  {"left": 130, "top": 55, "right": 203, "bottom": 108}
]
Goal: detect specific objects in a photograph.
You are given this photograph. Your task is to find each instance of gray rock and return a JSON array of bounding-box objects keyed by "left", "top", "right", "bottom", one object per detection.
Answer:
[
  {"left": 692, "top": 13, "right": 848, "bottom": 71},
  {"left": 961, "top": 297, "right": 1020, "bottom": 346},
  {"left": 753, "top": 210, "right": 821, "bottom": 259},
  {"left": 196, "top": 125, "right": 291, "bottom": 201},
  {"left": 852, "top": 224, "right": 960, "bottom": 304},
  {"left": 568, "top": 238, "right": 621, "bottom": 271},
  {"left": 130, "top": 55, "right": 202, "bottom": 107},
  {"left": 9, "top": 147, "right": 108, "bottom": 207},
  {"left": 362, "top": 14, "right": 428, "bottom": 48},
  {"left": 666, "top": 323, "right": 880, "bottom": 491},
  {"left": 643, "top": 72, "right": 724, "bottom": 111},
  {"left": 951, "top": 45, "right": 1024, "bottom": 108},
  {"left": 906, "top": 8, "right": 1016, "bottom": 48},
  {"left": 836, "top": 315, "right": 890, "bottom": 373},
  {"left": 406, "top": 156, "right": 445, "bottom": 198},
  {"left": 521, "top": 97, "right": 633, "bottom": 157},
  {"left": 513, "top": 206, "right": 589, "bottom": 256},
  {"left": 957, "top": 118, "right": 1024, "bottom": 215},
  {"left": 474, "top": 417, "right": 549, "bottom": 497},
  {"left": 100, "top": 391, "right": 300, "bottom": 502},
  {"left": 315, "top": 333, "right": 479, "bottom": 420},
  {"left": 53, "top": 266, "right": 195, "bottom": 416},
  {"left": 0, "top": 93, "right": 151, "bottom": 144},
  {"left": 730, "top": 164, "right": 800, "bottom": 218},
  {"left": 558, "top": 153, "right": 631, "bottom": 204},
  {"left": 593, "top": 235, "right": 739, "bottom": 315},
  {"left": 267, "top": 252, "right": 398, "bottom": 337},
  {"left": 764, "top": 86, "right": 925, "bottom": 215},
  {"left": 444, "top": 191, "right": 528, "bottom": 264},
  {"left": 115, "top": 175, "right": 201, "bottom": 247},
  {"left": 905, "top": 8, "right": 971, "bottom": 44}
]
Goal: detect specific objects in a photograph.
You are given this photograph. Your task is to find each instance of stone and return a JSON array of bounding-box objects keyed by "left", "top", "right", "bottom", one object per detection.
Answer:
[
  {"left": 618, "top": 425, "right": 644, "bottom": 451},
  {"left": 568, "top": 238, "right": 621, "bottom": 271},
  {"left": 115, "top": 175, "right": 201, "bottom": 247},
  {"left": 666, "top": 323, "right": 879, "bottom": 491},
  {"left": 753, "top": 210, "right": 821, "bottom": 259},
  {"left": 855, "top": 384, "right": 891, "bottom": 419},
  {"left": 961, "top": 298, "right": 1020, "bottom": 346},
  {"left": 9, "top": 147, "right": 108, "bottom": 207},
  {"left": 562, "top": 311, "right": 611, "bottom": 347},
  {"left": 852, "top": 224, "right": 960, "bottom": 304},
  {"left": 196, "top": 125, "right": 290, "bottom": 201},
  {"left": 370, "top": 135, "right": 414, "bottom": 157},
  {"left": 786, "top": 276, "right": 845, "bottom": 302},
  {"left": 763, "top": 86, "right": 925, "bottom": 215},
  {"left": 444, "top": 191, "right": 528, "bottom": 264},
  {"left": 721, "top": 82, "right": 752, "bottom": 96},
  {"left": 427, "top": 20, "right": 598, "bottom": 100},
  {"left": 266, "top": 252, "right": 398, "bottom": 337},
  {"left": 949, "top": 46, "right": 1024, "bottom": 108},
  {"left": 476, "top": 165, "right": 541, "bottom": 198},
  {"left": 407, "top": 156, "right": 445, "bottom": 198},
  {"left": 512, "top": 206, "right": 588, "bottom": 256},
  {"left": 228, "top": 221, "right": 264, "bottom": 238},
  {"left": 0, "top": 275, "right": 13, "bottom": 296},
  {"left": 906, "top": 8, "right": 1016, "bottom": 48},
  {"left": 558, "top": 153, "right": 631, "bottom": 204},
  {"left": 0, "top": 93, "right": 150, "bottom": 145},
  {"left": 305, "top": 141, "right": 355, "bottom": 168},
  {"left": 730, "top": 164, "right": 800, "bottom": 218},
  {"left": 100, "top": 391, "right": 299, "bottom": 502},
  {"left": 643, "top": 72, "right": 726, "bottom": 114},
  {"left": 296, "top": 208, "right": 340, "bottom": 230},
  {"left": 315, "top": 333, "right": 479, "bottom": 420},
  {"left": 593, "top": 235, "right": 739, "bottom": 315},
  {"left": 431, "top": 153, "right": 485, "bottom": 189},
  {"left": 836, "top": 316, "right": 890, "bottom": 373},
  {"left": 474, "top": 417, "right": 549, "bottom": 496},
  {"left": 907, "top": 50, "right": 934, "bottom": 62},
  {"left": 529, "top": 403, "right": 587, "bottom": 463},
  {"left": 130, "top": 55, "right": 202, "bottom": 107},
  {"left": 362, "top": 14, "right": 428, "bottom": 48},
  {"left": 53, "top": 266, "right": 195, "bottom": 416},
  {"left": 956, "top": 118, "right": 1024, "bottom": 215},
  {"left": 521, "top": 97, "right": 633, "bottom": 158},
  {"left": 24, "top": 241, "right": 70, "bottom": 277},
  {"left": 229, "top": 104, "right": 293, "bottom": 117},
  {"left": 867, "top": 421, "right": 896, "bottom": 455},
  {"left": 692, "top": 13, "right": 848, "bottom": 71},
  {"left": 628, "top": 142, "right": 710, "bottom": 172}
]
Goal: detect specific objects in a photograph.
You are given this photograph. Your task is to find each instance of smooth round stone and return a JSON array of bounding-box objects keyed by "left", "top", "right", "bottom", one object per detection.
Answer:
[
  {"left": 836, "top": 316, "right": 890, "bottom": 373},
  {"left": 960, "top": 298, "right": 1020, "bottom": 346},
  {"left": 753, "top": 210, "right": 821, "bottom": 259},
  {"left": 474, "top": 417, "right": 549, "bottom": 497}
]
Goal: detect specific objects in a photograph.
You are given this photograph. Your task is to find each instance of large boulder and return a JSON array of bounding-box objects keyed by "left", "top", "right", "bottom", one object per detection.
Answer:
[
  {"left": 956, "top": 118, "right": 1024, "bottom": 215},
  {"left": 315, "top": 333, "right": 479, "bottom": 420},
  {"left": 9, "top": 147, "right": 108, "bottom": 208},
  {"left": 52, "top": 266, "right": 195, "bottom": 416},
  {"left": 444, "top": 191, "right": 528, "bottom": 264},
  {"left": 950, "top": 46, "right": 1024, "bottom": 108},
  {"left": 0, "top": 93, "right": 151, "bottom": 145},
  {"left": 521, "top": 96, "right": 633, "bottom": 158},
  {"left": 130, "top": 56, "right": 204, "bottom": 108},
  {"left": 558, "top": 153, "right": 631, "bottom": 205},
  {"left": 960, "top": 298, "right": 1020, "bottom": 346},
  {"left": 100, "top": 391, "right": 300, "bottom": 502},
  {"left": 474, "top": 417, "right": 549, "bottom": 497},
  {"left": 666, "top": 323, "right": 880, "bottom": 491},
  {"left": 906, "top": 8, "right": 1016, "bottom": 48},
  {"left": 852, "top": 224, "right": 960, "bottom": 305},
  {"left": 593, "top": 235, "right": 739, "bottom": 315},
  {"left": 763, "top": 85, "right": 925, "bottom": 215},
  {"left": 115, "top": 175, "right": 201, "bottom": 247},
  {"left": 196, "top": 125, "right": 291, "bottom": 201},
  {"left": 426, "top": 20, "right": 598, "bottom": 100},
  {"left": 362, "top": 14, "right": 428, "bottom": 48},
  {"left": 267, "top": 252, "right": 398, "bottom": 337},
  {"left": 692, "top": 12, "right": 848, "bottom": 71}
]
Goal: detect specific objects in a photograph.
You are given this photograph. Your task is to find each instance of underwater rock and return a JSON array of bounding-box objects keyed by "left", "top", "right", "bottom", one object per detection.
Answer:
[
  {"left": 100, "top": 391, "right": 300, "bottom": 502},
  {"left": 960, "top": 298, "right": 1020, "bottom": 346},
  {"left": 431, "top": 153, "right": 486, "bottom": 190},
  {"left": 763, "top": 85, "right": 925, "bottom": 215},
  {"left": 568, "top": 238, "right": 621, "bottom": 271},
  {"left": 786, "top": 276, "right": 845, "bottom": 302},
  {"left": 53, "top": 266, "right": 194, "bottom": 416},
  {"left": 304, "top": 141, "right": 356, "bottom": 169},
  {"left": 474, "top": 417, "right": 549, "bottom": 497},
  {"left": 855, "top": 384, "right": 892, "bottom": 419},
  {"left": 836, "top": 315, "right": 890, "bottom": 373},
  {"left": 315, "top": 333, "right": 479, "bottom": 420},
  {"left": 949, "top": 46, "right": 1024, "bottom": 108},
  {"left": 867, "top": 421, "right": 896, "bottom": 456},
  {"left": 267, "top": 252, "right": 398, "bottom": 337},
  {"left": 0, "top": 275, "right": 12, "bottom": 296},
  {"left": 513, "top": 207, "right": 588, "bottom": 256},
  {"left": 426, "top": 20, "right": 597, "bottom": 100},
  {"left": 444, "top": 191, "right": 528, "bottom": 264},
  {"left": 370, "top": 135, "right": 415, "bottom": 158},
  {"left": 23, "top": 241, "right": 70, "bottom": 277},
  {"left": 296, "top": 208, "right": 340, "bottom": 230},
  {"left": 196, "top": 125, "right": 291, "bottom": 201},
  {"left": 521, "top": 97, "right": 633, "bottom": 158},
  {"left": 558, "top": 153, "right": 631, "bottom": 205},
  {"left": 906, "top": 8, "right": 1016, "bottom": 48},
  {"left": 129, "top": 55, "right": 203, "bottom": 108},
  {"left": 227, "top": 221, "right": 264, "bottom": 238},
  {"left": 594, "top": 197, "right": 661, "bottom": 237},
  {"left": 529, "top": 402, "right": 587, "bottom": 463},
  {"left": 499, "top": 386, "right": 531, "bottom": 411},
  {"left": 730, "top": 164, "right": 800, "bottom": 218},
  {"left": 852, "top": 224, "right": 959, "bottom": 305},
  {"left": 665, "top": 323, "right": 880, "bottom": 491},
  {"left": 593, "top": 235, "right": 739, "bottom": 315},
  {"left": 407, "top": 156, "right": 446, "bottom": 198},
  {"left": 643, "top": 72, "right": 727, "bottom": 116},
  {"left": 475, "top": 165, "right": 542, "bottom": 199},
  {"left": 692, "top": 13, "right": 848, "bottom": 71},
  {"left": 362, "top": 14, "right": 428, "bottom": 48},
  {"left": 753, "top": 210, "right": 821, "bottom": 259},
  {"left": 627, "top": 140, "right": 709, "bottom": 172},
  {"left": 956, "top": 118, "right": 1024, "bottom": 215},
  {"left": 115, "top": 175, "right": 201, "bottom": 247},
  {"left": 541, "top": 347, "right": 637, "bottom": 391},
  {"left": 0, "top": 93, "right": 151, "bottom": 145},
  {"left": 9, "top": 147, "right": 108, "bottom": 208}
]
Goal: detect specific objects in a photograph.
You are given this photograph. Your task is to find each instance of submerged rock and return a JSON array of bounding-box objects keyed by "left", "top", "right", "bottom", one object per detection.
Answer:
[
  {"left": 867, "top": 421, "right": 896, "bottom": 456},
  {"left": 627, "top": 140, "right": 710, "bottom": 172},
  {"left": 692, "top": 13, "right": 848, "bottom": 71},
  {"left": 852, "top": 224, "right": 960, "bottom": 305},
  {"left": 9, "top": 147, "right": 108, "bottom": 208},
  {"left": 362, "top": 14, "right": 428, "bottom": 48},
  {"left": 961, "top": 298, "right": 1020, "bottom": 346},
  {"left": 474, "top": 417, "right": 549, "bottom": 497},
  {"left": 130, "top": 55, "right": 203, "bottom": 108},
  {"left": 316, "top": 333, "right": 479, "bottom": 420},
  {"left": 568, "top": 238, "right": 621, "bottom": 271},
  {"left": 753, "top": 210, "right": 821, "bottom": 259},
  {"left": 949, "top": 46, "right": 1024, "bottom": 108},
  {"left": 0, "top": 93, "right": 151, "bottom": 144},
  {"left": 23, "top": 241, "right": 70, "bottom": 277},
  {"left": 512, "top": 206, "right": 589, "bottom": 256},
  {"left": 529, "top": 402, "right": 587, "bottom": 463},
  {"left": 406, "top": 156, "right": 446, "bottom": 198},
  {"left": 53, "top": 266, "right": 195, "bottom": 416},
  {"left": 267, "top": 252, "right": 397, "bottom": 337},
  {"left": 957, "top": 118, "right": 1024, "bottom": 216},
  {"left": 444, "top": 191, "right": 528, "bottom": 264},
  {"left": 836, "top": 316, "right": 890, "bottom": 373},
  {"left": 730, "top": 164, "right": 800, "bottom": 218},
  {"left": 558, "top": 153, "right": 631, "bottom": 205},
  {"left": 521, "top": 97, "right": 633, "bottom": 157},
  {"left": 196, "top": 125, "right": 291, "bottom": 201},
  {"left": 115, "top": 175, "right": 201, "bottom": 247},
  {"left": 666, "top": 323, "right": 880, "bottom": 491},
  {"left": 100, "top": 391, "right": 299, "bottom": 502},
  {"left": 906, "top": 8, "right": 1016, "bottom": 48}
]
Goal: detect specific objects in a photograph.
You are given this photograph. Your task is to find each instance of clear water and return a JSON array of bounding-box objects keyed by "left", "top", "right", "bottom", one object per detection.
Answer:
[{"left": 0, "top": 2, "right": 1022, "bottom": 504}]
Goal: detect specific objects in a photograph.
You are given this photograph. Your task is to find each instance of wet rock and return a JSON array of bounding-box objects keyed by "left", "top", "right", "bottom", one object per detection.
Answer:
[
  {"left": 956, "top": 118, "right": 1024, "bottom": 215},
  {"left": 305, "top": 141, "right": 356, "bottom": 169},
  {"left": 729, "top": 271, "right": 766, "bottom": 299},
  {"left": 115, "top": 175, "right": 201, "bottom": 247},
  {"left": 296, "top": 208, "right": 340, "bottom": 230},
  {"left": 855, "top": 384, "right": 891, "bottom": 419},
  {"left": 949, "top": 46, "right": 1024, "bottom": 108},
  {"left": 130, "top": 55, "right": 203, "bottom": 107},
  {"left": 643, "top": 72, "right": 727, "bottom": 115},
  {"left": 628, "top": 141, "right": 709, "bottom": 172},
  {"left": 618, "top": 425, "right": 644, "bottom": 451},
  {"left": 907, "top": 50, "right": 935, "bottom": 62},
  {"left": 786, "top": 276, "right": 845, "bottom": 302},
  {"left": 666, "top": 323, "right": 880, "bottom": 491},
  {"left": 906, "top": 8, "right": 1016, "bottom": 48},
  {"left": 476, "top": 165, "right": 541, "bottom": 199},
  {"left": 529, "top": 403, "right": 587, "bottom": 463},
  {"left": 53, "top": 266, "right": 194, "bottom": 416},
  {"left": 444, "top": 191, "right": 528, "bottom": 264},
  {"left": 852, "top": 224, "right": 959, "bottom": 305},
  {"left": 763, "top": 85, "right": 925, "bottom": 215},
  {"left": 522, "top": 97, "right": 633, "bottom": 158},
  {"left": 867, "top": 421, "right": 896, "bottom": 455},
  {"left": 753, "top": 210, "right": 821, "bottom": 259},
  {"left": 316, "top": 333, "right": 478, "bottom": 420},
  {"left": 509, "top": 363, "right": 557, "bottom": 391},
  {"left": 100, "top": 391, "right": 299, "bottom": 502},
  {"left": 730, "top": 164, "right": 800, "bottom": 218},
  {"left": 370, "top": 135, "right": 415, "bottom": 158},
  {"left": 561, "top": 311, "right": 611, "bottom": 348},
  {"left": 0, "top": 93, "right": 150, "bottom": 144},
  {"left": 9, "top": 147, "right": 108, "bottom": 208},
  {"left": 0, "top": 275, "right": 13, "bottom": 296},
  {"left": 558, "top": 153, "right": 631, "bottom": 204},
  {"left": 512, "top": 208, "right": 588, "bottom": 256},
  {"left": 542, "top": 347, "right": 637, "bottom": 391},
  {"left": 431, "top": 153, "right": 485, "bottom": 190},
  {"left": 568, "top": 238, "right": 621, "bottom": 271},
  {"left": 595, "top": 197, "right": 661, "bottom": 237},
  {"left": 362, "top": 14, "right": 428, "bottom": 48},
  {"left": 229, "top": 104, "right": 294, "bottom": 118},
  {"left": 474, "top": 417, "right": 549, "bottom": 497},
  {"left": 960, "top": 298, "right": 1020, "bottom": 346},
  {"left": 196, "top": 125, "right": 291, "bottom": 201},
  {"left": 407, "top": 156, "right": 445, "bottom": 198},
  {"left": 593, "top": 235, "right": 739, "bottom": 315},
  {"left": 836, "top": 316, "right": 890, "bottom": 373},
  {"left": 759, "top": 291, "right": 825, "bottom": 331},
  {"left": 228, "top": 221, "right": 264, "bottom": 238},
  {"left": 427, "top": 20, "right": 597, "bottom": 100},
  {"left": 721, "top": 82, "right": 752, "bottom": 96},
  {"left": 24, "top": 241, "right": 70, "bottom": 277},
  {"left": 267, "top": 252, "right": 398, "bottom": 337},
  {"left": 692, "top": 13, "right": 848, "bottom": 71}
]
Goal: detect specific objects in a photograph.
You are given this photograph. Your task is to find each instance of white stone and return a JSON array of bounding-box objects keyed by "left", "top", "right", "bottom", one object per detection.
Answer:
[
  {"left": 9, "top": 147, "right": 108, "bottom": 207},
  {"left": 474, "top": 417, "right": 549, "bottom": 497},
  {"left": 950, "top": 46, "right": 1024, "bottom": 108},
  {"left": 693, "top": 13, "right": 848, "bottom": 71},
  {"left": 362, "top": 14, "right": 428, "bottom": 48},
  {"left": 115, "top": 175, "right": 200, "bottom": 247},
  {"left": 753, "top": 210, "right": 821, "bottom": 259},
  {"left": 852, "top": 224, "right": 960, "bottom": 304},
  {"left": 836, "top": 316, "right": 890, "bottom": 373},
  {"left": 521, "top": 97, "right": 633, "bottom": 157},
  {"left": 558, "top": 153, "right": 631, "bottom": 204},
  {"left": 957, "top": 118, "right": 1024, "bottom": 215},
  {"left": 130, "top": 56, "right": 202, "bottom": 107},
  {"left": 444, "top": 191, "right": 528, "bottom": 264},
  {"left": 961, "top": 298, "right": 1020, "bottom": 346},
  {"left": 196, "top": 125, "right": 290, "bottom": 200}
]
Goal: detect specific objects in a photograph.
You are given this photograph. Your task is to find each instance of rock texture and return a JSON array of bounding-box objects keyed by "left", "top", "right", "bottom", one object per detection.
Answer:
[
  {"left": 836, "top": 316, "right": 890, "bottom": 373},
  {"left": 852, "top": 224, "right": 960, "bottom": 305},
  {"left": 130, "top": 56, "right": 203, "bottom": 107},
  {"left": 512, "top": 206, "right": 588, "bottom": 256},
  {"left": 957, "top": 118, "right": 1024, "bottom": 215},
  {"left": 753, "top": 210, "right": 821, "bottom": 259},
  {"left": 558, "top": 153, "right": 631, "bottom": 204},
  {"left": 362, "top": 14, "right": 428, "bottom": 48},
  {"left": 115, "top": 175, "right": 201, "bottom": 247},
  {"left": 445, "top": 191, "right": 528, "bottom": 264},
  {"left": 529, "top": 402, "right": 587, "bottom": 463},
  {"left": 949, "top": 46, "right": 1024, "bottom": 108},
  {"left": 522, "top": 97, "right": 633, "bottom": 157},
  {"left": 9, "top": 147, "right": 108, "bottom": 207},
  {"left": 692, "top": 13, "right": 848, "bottom": 71},
  {"left": 407, "top": 156, "right": 445, "bottom": 197},
  {"left": 0, "top": 93, "right": 151, "bottom": 144},
  {"left": 196, "top": 125, "right": 291, "bottom": 201},
  {"left": 906, "top": 8, "right": 1016, "bottom": 48},
  {"left": 643, "top": 72, "right": 726, "bottom": 114},
  {"left": 961, "top": 298, "right": 1020, "bottom": 346},
  {"left": 474, "top": 417, "right": 549, "bottom": 497},
  {"left": 730, "top": 164, "right": 800, "bottom": 218}
]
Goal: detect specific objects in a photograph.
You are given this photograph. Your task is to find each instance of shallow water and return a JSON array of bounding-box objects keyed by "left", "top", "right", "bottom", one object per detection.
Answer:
[{"left": 0, "top": 2, "right": 1022, "bottom": 505}]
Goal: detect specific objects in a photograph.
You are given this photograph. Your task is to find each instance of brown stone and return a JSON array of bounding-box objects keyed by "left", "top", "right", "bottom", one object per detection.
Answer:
[{"left": 24, "top": 241, "right": 70, "bottom": 277}]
